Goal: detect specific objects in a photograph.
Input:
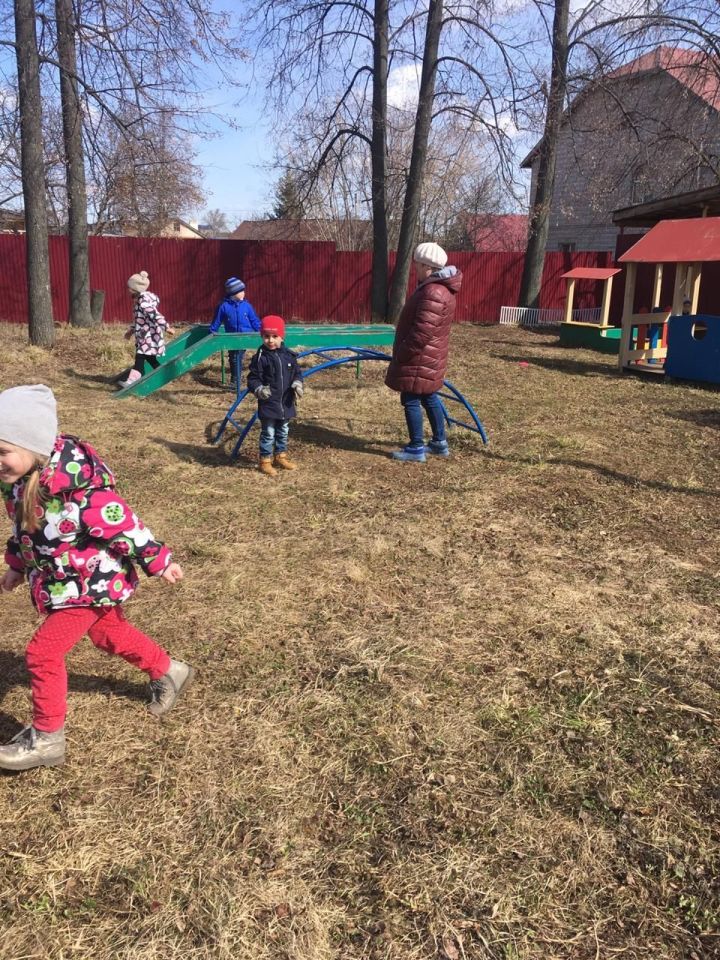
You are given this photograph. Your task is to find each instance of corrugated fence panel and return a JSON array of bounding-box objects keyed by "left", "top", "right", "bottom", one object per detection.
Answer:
[
  {"left": 334, "top": 250, "right": 373, "bottom": 323},
  {"left": 540, "top": 251, "right": 612, "bottom": 310},
  {"left": 453, "top": 251, "right": 526, "bottom": 323},
  {"left": 89, "top": 236, "right": 222, "bottom": 325},
  {"left": 0, "top": 235, "right": 28, "bottom": 323},
  {"left": 0, "top": 236, "right": 616, "bottom": 326}
]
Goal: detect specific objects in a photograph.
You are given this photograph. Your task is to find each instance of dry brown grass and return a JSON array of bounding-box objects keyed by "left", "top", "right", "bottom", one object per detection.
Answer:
[{"left": 0, "top": 323, "right": 719, "bottom": 960}]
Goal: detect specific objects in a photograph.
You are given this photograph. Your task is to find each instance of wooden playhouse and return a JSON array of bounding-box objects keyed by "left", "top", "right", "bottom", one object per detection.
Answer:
[
  {"left": 617, "top": 216, "right": 720, "bottom": 382},
  {"left": 559, "top": 266, "right": 622, "bottom": 353}
]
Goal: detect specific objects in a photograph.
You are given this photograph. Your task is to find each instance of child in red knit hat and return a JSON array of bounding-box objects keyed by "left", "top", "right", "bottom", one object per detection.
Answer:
[{"left": 247, "top": 316, "right": 304, "bottom": 476}]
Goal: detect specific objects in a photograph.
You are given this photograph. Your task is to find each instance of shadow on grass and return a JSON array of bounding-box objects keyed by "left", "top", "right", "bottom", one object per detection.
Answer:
[
  {"left": 155, "top": 419, "right": 397, "bottom": 465},
  {"left": 188, "top": 365, "right": 237, "bottom": 390},
  {"left": 491, "top": 352, "right": 618, "bottom": 378},
  {"left": 477, "top": 327, "right": 559, "bottom": 344},
  {"left": 63, "top": 367, "right": 126, "bottom": 386},
  {"left": 487, "top": 450, "right": 718, "bottom": 498},
  {"left": 667, "top": 409, "right": 720, "bottom": 429},
  {"left": 152, "top": 432, "right": 240, "bottom": 468},
  {"left": 292, "top": 419, "right": 396, "bottom": 456},
  {"left": 0, "top": 650, "right": 146, "bottom": 743}
]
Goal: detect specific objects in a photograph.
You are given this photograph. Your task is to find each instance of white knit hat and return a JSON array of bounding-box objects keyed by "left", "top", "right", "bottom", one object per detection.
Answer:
[
  {"left": 414, "top": 242, "right": 448, "bottom": 270},
  {"left": 0, "top": 384, "right": 58, "bottom": 458},
  {"left": 127, "top": 270, "right": 150, "bottom": 293}
]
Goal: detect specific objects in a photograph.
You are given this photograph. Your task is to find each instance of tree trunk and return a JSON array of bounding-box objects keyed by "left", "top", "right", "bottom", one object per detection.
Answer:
[
  {"left": 90, "top": 288, "right": 105, "bottom": 325},
  {"left": 56, "top": 0, "right": 94, "bottom": 327},
  {"left": 369, "top": 0, "right": 389, "bottom": 322},
  {"left": 387, "top": 0, "right": 444, "bottom": 324},
  {"left": 14, "top": 0, "right": 55, "bottom": 347},
  {"left": 518, "top": 0, "right": 570, "bottom": 309}
]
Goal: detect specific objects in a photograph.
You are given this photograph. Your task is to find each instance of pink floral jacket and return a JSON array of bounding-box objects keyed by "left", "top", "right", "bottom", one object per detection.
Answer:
[{"left": 1, "top": 435, "right": 171, "bottom": 613}]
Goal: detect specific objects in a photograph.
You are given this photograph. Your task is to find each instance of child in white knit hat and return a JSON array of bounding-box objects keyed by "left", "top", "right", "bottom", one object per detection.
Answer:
[
  {"left": 0, "top": 384, "right": 193, "bottom": 770},
  {"left": 119, "top": 271, "right": 174, "bottom": 389},
  {"left": 385, "top": 242, "right": 462, "bottom": 461}
]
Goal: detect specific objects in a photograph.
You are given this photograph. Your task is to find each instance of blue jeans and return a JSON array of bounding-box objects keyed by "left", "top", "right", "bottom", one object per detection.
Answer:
[
  {"left": 401, "top": 391, "right": 446, "bottom": 449},
  {"left": 259, "top": 418, "right": 290, "bottom": 457}
]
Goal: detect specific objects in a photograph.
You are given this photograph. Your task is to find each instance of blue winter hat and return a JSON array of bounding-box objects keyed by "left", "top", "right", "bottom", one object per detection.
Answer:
[{"left": 225, "top": 277, "right": 245, "bottom": 295}]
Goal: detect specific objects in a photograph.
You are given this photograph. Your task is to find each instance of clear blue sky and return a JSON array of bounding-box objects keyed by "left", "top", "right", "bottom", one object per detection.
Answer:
[
  {"left": 194, "top": 113, "right": 276, "bottom": 228},
  {"left": 189, "top": 37, "right": 282, "bottom": 230}
]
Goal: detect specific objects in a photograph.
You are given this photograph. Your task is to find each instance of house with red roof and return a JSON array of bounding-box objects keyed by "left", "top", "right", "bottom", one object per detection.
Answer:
[
  {"left": 466, "top": 213, "right": 528, "bottom": 252},
  {"left": 521, "top": 46, "right": 720, "bottom": 252}
]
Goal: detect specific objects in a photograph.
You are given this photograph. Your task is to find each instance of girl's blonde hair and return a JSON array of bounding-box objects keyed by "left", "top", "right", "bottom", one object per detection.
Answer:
[{"left": 18, "top": 460, "right": 47, "bottom": 533}]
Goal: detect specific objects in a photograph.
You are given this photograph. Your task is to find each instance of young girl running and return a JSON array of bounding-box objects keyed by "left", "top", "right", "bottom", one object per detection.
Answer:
[
  {"left": 0, "top": 385, "right": 193, "bottom": 771},
  {"left": 120, "top": 271, "right": 174, "bottom": 389}
]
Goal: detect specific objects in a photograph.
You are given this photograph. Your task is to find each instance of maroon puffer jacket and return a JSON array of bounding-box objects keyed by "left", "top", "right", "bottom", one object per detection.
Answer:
[{"left": 385, "top": 268, "right": 462, "bottom": 394}]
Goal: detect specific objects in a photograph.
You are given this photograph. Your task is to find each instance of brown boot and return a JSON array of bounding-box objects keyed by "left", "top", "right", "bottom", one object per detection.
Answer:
[
  {"left": 274, "top": 452, "right": 297, "bottom": 471},
  {"left": 259, "top": 457, "right": 277, "bottom": 477}
]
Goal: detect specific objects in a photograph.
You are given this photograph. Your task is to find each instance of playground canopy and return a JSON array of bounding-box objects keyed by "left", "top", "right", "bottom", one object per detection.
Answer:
[{"left": 618, "top": 216, "right": 720, "bottom": 263}]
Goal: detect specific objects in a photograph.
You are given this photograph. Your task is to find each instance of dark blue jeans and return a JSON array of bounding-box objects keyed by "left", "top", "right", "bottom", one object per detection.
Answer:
[
  {"left": 400, "top": 391, "right": 446, "bottom": 449},
  {"left": 229, "top": 349, "right": 245, "bottom": 382}
]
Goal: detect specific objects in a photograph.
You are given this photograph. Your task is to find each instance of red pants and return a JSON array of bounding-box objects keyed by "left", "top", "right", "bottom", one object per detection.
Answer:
[{"left": 26, "top": 606, "right": 171, "bottom": 732}]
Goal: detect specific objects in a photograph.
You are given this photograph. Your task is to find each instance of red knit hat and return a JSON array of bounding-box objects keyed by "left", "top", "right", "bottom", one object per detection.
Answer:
[{"left": 261, "top": 315, "right": 285, "bottom": 338}]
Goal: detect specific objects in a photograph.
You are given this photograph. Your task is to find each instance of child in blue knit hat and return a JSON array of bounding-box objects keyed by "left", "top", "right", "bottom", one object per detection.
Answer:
[{"left": 209, "top": 278, "right": 261, "bottom": 384}]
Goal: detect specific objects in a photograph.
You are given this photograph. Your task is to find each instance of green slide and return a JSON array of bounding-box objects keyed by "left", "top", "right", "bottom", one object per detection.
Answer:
[{"left": 115, "top": 324, "right": 396, "bottom": 399}]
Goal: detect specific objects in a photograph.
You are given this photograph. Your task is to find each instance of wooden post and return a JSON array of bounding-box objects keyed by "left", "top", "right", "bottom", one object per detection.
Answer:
[
  {"left": 619, "top": 261, "right": 637, "bottom": 369},
  {"left": 564, "top": 277, "right": 576, "bottom": 325},
  {"left": 652, "top": 263, "right": 664, "bottom": 309},
  {"left": 599, "top": 275, "right": 614, "bottom": 328},
  {"left": 672, "top": 263, "right": 689, "bottom": 315},
  {"left": 689, "top": 262, "right": 702, "bottom": 314}
]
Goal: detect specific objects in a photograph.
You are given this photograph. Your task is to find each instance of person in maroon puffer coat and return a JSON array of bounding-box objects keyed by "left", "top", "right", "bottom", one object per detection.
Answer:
[{"left": 385, "top": 242, "right": 462, "bottom": 462}]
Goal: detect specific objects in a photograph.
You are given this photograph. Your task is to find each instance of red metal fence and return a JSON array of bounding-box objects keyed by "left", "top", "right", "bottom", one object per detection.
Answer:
[{"left": 0, "top": 235, "right": 614, "bottom": 326}]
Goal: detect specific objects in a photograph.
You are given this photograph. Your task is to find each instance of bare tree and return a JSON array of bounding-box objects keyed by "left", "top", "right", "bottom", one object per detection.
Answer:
[
  {"left": 249, "top": 0, "right": 390, "bottom": 319},
  {"left": 518, "top": 0, "right": 720, "bottom": 305},
  {"left": 0, "top": 0, "right": 246, "bottom": 342},
  {"left": 387, "top": 0, "right": 443, "bottom": 323},
  {"left": 203, "top": 208, "right": 230, "bottom": 236},
  {"left": 14, "top": 0, "right": 55, "bottom": 348},
  {"left": 55, "top": 0, "right": 93, "bottom": 326},
  {"left": 251, "top": 0, "right": 523, "bottom": 320},
  {"left": 518, "top": 0, "right": 570, "bottom": 309},
  {"left": 89, "top": 113, "right": 204, "bottom": 235}
]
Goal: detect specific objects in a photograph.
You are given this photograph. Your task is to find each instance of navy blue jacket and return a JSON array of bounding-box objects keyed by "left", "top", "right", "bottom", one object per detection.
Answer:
[
  {"left": 209, "top": 297, "right": 261, "bottom": 334},
  {"left": 247, "top": 345, "right": 301, "bottom": 420}
]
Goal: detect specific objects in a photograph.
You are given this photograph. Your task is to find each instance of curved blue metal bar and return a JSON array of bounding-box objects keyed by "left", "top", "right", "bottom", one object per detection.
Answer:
[{"left": 214, "top": 346, "right": 488, "bottom": 459}]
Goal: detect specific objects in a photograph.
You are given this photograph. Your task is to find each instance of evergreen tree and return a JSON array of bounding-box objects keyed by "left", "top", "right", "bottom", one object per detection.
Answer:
[{"left": 269, "top": 171, "right": 306, "bottom": 219}]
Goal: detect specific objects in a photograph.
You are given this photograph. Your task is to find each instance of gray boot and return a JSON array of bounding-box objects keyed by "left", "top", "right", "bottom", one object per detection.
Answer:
[
  {"left": 148, "top": 659, "right": 195, "bottom": 717},
  {"left": 0, "top": 726, "right": 66, "bottom": 771}
]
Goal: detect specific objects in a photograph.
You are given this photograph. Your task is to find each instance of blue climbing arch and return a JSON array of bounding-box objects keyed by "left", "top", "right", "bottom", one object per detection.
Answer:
[{"left": 213, "top": 346, "right": 488, "bottom": 460}]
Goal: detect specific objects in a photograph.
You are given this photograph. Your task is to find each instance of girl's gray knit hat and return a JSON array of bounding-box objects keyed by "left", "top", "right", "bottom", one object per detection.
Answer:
[{"left": 0, "top": 384, "right": 57, "bottom": 458}]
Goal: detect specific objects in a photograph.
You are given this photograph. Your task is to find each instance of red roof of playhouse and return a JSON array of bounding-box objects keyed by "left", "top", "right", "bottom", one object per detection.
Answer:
[
  {"left": 561, "top": 267, "right": 621, "bottom": 280},
  {"left": 618, "top": 217, "right": 720, "bottom": 263},
  {"left": 467, "top": 214, "right": 528, "bottom": 251}
]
